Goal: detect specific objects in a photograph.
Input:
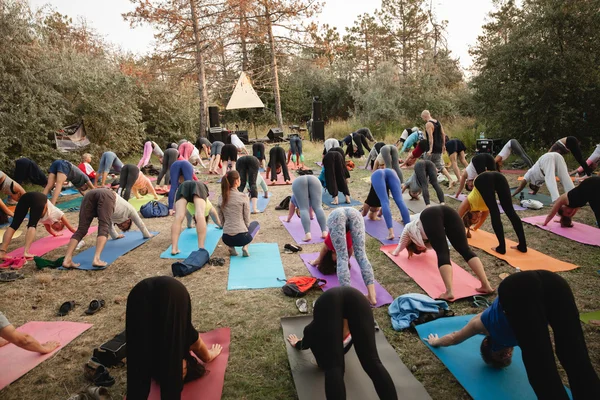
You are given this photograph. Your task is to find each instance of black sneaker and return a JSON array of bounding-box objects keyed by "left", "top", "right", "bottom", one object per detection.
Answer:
[{"left": 284, "top": 244, "right": 302, "bottom": 253}]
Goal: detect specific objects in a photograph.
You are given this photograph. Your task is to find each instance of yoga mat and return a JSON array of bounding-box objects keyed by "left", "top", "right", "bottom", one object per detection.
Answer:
[
  {"left": 315, "top": 161, "right": 323, "bottom": 167},
  {"left": 59, "top": 231, "right": 159, "bottom": 271},
  {"left": 253, "top": 193, "right": 271, "bottom": 212},
  {"left": 415, "top": 316, "right": 572, "bottom": 400},
  {"left": 261, "top": 171, "right": 296, "bottom": 185},
  {"left": 56, "top": 197, "right": 83, "bottom": 211},
  {"left": 147, "top": 327, "right": 230, "bottom": 400},
  {"left": 0, "top": 321, "right": 92, "bottom": 391},
  {"left": 522, "top": 215, "right": 600, "bottom": 247},
  {"left": 445, "top": 194, "right": 527, "bottom": 213},
  {"left": 380, "top": 244, "right": 483, "bottom": 301},
  {"left": 580, "top": 311, "right": 600, "bottom": 324},
  {"left": 467, "top": 229, "right": 578, "bottom": 272},
  {"left": 322, "top": 190, "right": 362, "bottom": 208},
  {"left": 281, "top": 316, "right": 432, "bottom": 400},
  {"left": 55, "top": 188, "right": 79, "bottom": 197},
  {"left": 227, "top": 243, "right": 286, "bottom": 290},
  {"left": 154, "top": 186, "right": 170, "bottom": 195},
  {"left": 299, "top": 253, "right": 394, "bottom": 308},
  {"left": 278, "top": 216, "right": 325, "bottom": 245},
  {"left": 500, "top": 169, "right": 527, "bottom": 175},
  {"left": 128, "top": 194, "right": 157, "bottom": 211},
  {"left": 7, "top": 227, "right": 98, "bottom": 258},
  {"left": 363, "top": 217, "right": 405, "bottom": 245},
  {"left": 510, "top": 188, "right": 553, "bottom": 206},
  {"left": 0, "top": 229, "right": 22, "bottom": 244},
  {"left": 402, "top": 192, "right": 429, "bottom": 214},
  {"left": 160, "top": 224, "right": 223, "bottom": 259}
]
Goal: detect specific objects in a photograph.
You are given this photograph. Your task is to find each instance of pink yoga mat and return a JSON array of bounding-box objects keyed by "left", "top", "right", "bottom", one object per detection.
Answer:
[
  {"left": 299, "top": 253, "right": 394, "bottom": 308},
  {"left": 444, "top": 194, "right": 527, "bottom": 213},
  {"left": 278, "top": 216, "right": 325, "bottom": 245},
  {"left": 0, "top": 321, "right": 92, "bottom": 390},
  {"left": 380, "top": 244, "right": 483, "bottom": 302},
  {"left": 7, "top": 227, "right": 99, "bottom": 258},
  {"left": 147, "top": 327, "right": 230, "bottom": 400},
  {"left": 363, "top": 217, "right": 404, "bottom": 246},
  {"left": 522, "top": 215, "right": 600, "bottom": 247},
  {"left": 260, "top": 171, "right": 295, "bottom": 185}
]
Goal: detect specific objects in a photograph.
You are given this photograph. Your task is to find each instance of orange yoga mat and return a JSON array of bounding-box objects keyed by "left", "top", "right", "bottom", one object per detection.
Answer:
[{"left": 467, "top": 229, "right": 578, "bottom": 272}]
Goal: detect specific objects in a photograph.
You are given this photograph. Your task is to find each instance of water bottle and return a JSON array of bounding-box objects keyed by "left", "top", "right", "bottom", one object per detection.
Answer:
[{"left": 479, "top": 132, "right": 485, "bottom": 139}]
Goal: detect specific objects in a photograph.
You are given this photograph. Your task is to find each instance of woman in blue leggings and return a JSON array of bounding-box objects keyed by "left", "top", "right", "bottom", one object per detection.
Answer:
[
  {"left": 371, "top": 168, "right": 410, "bottom": 240},
  {"left": 309, "top": 207, "right": 378, "bottom": 306},
  {"left": 286, "top": 175, "right": 328, "bottom": 242},
  {"left": 168, "top": 160, "right": 196, "bottom": 211}
]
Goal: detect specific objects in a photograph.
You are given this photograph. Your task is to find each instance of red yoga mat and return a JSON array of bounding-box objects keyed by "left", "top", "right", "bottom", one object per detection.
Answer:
[
  {"left": 0, "top": 321, "right": 92, "bottom": 390},
  {"left": 380, "top": 244, "right": 484, "bottom": 301},
  {"left": 6, "top": 227, "right": 98, "bottom": 258},
  {"left": 147, "top": 327, "right": 231, "bottom": 400},
  {"left": 261, "top": 171, "right": 295, "bottom": 185}
]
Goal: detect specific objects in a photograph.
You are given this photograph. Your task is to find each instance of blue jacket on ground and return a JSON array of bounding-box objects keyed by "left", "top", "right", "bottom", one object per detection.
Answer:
[{"left": 388, "top": 293, "right": 449, "bottom": 331}]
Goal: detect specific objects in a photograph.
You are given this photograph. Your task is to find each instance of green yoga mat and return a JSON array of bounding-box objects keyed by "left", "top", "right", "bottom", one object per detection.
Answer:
[
  {"left": 56, "top": 197, "right": 83, "bottom": 211},
  {"left": 580, "top": 311, "right": 600, "bottom": 324},
  {"left": 510, "top": 188, "right": 553, "bottom": 206},
  {"left": 128, "top": 194, "right": 158, "bottom": 211}
]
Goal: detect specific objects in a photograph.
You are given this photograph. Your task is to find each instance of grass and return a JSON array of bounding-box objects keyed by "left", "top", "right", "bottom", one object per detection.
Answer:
[{"left": 1, "top": 139, "right": 599, "bottom": 399}]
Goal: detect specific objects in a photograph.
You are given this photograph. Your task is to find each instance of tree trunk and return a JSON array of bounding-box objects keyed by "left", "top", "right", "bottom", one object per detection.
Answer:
[
  {"left": 190, "top": 0, "right": 208, "bottom": 137},
  {"left": 240, "top": 8, "right": 249, "bottom": 71},
  {"left": 265, "top": 3, "right": 283, "bottom": 129}
]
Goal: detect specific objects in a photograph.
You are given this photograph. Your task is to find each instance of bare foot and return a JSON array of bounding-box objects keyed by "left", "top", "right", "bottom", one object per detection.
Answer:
[
  {"left": 303, "top": 234, "right": 312, "bottom": 242},
  {"left": 367, "top": 294, "right": 377, "bottom": 306},
  {"left": 389, "top": 251, "right": 399, "bottom": 257},
  {"left": 449, "top": 180, "right": 456, "bottom": 188},
  {"left": 321, "top": 232, "right": 328, "bottom": 239},
  {"left": 171, "top": 249, "right": 180, "bottom": 256},
  {"left": 62, "top": 260, "right": 80, "bottom": 269},
  {"left": 331, "top": 198, "right": 339, "bottom": 205},
  {"left": 386, "top": 234, "right": 395, "bottom": 240},
  {"left": 590, "top": 320, "right": 600, "bottom": 326},
  {"left": 510, "top": 245, "right": 527, "bottom": 253},
  {"left": 285, "top": 181, "right": 291, "bottom": 185},
  {"left": 476, "top": 286, "right": 495, "bottom": 294},
  {"left": 228, "top": 247, "right": 238, "bottom": 256},
  {"left": 92, "top": 259, "right": 108, "bottom": 268},
  {"left": 242, "top": 247, "right": 250, "bottom": 257},
  {"left": 438, "top": 292, "right": 455, "bottom": 301},
  {"left": 372, "top": 216, "right": 381, "bottom": 221},
  {"left": 345, "top": 196, "right": 351, "bottom": 204},
  {"left": 264, "top": 193, "right": 269, "bottom": 198},
  {"left": 251, "top": 210, "right": 259, "bottom": 214},
  {"left": 269, "top": 181, "right": 276, "bottom": 186}
]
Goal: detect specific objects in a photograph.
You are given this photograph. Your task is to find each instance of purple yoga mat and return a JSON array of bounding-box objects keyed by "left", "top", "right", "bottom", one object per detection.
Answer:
[
  {"left": 315, "top": 161, "right": 323, "bottom": 167},
  {"left": 278, "top": 216, "right": 325, "bottom": 245},
  {"left": 444, "top": 194, "right": 527, "bottom": 213},
  {"left": 299, "top": 252, "right": 394, "bottom": 308},
  {"left": 522, "top": 215, "right": 600, "bottom": 247},
  {"left": 363, "top": 217, "right": 404, "bottom": 246}
]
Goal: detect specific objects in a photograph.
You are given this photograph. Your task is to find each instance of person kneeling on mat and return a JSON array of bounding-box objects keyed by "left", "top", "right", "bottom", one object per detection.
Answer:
[
  {"left": 402, "top": 160, "right": 445, "bottom": 206},
  {"left": 0, "top": 311, "right": 59, "bottom": 354},
  {"left": 287, "top": 286, "right": 398, "bottom": 400},
  {"left": 390, "top": 205, "right": 494, "bottom": 301},
  {"left": 219, "top": 171, "right": 260, "bottom": 257},
  {"left": 542, "top": 176, "right": 600, "bottom": 228},
  {"left": 309, "top": 207, "right": 378, "bottom": 306},
  {"left": 171, "top": 181, "right": 215, "bottom": 256},
  {"left": 424, "top": 270, "right": 600, "bottom": 400},
  {"left": 62, "top": 189, "right": 152, "bottom": 269},
  {"left": 286, "top": 175, "right": 328, "bottom": 242}
]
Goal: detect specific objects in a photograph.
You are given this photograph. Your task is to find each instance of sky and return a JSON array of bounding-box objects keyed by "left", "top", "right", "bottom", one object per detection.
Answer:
[{"left": 28, "top": 0, "right": 495, "bottom": 71}]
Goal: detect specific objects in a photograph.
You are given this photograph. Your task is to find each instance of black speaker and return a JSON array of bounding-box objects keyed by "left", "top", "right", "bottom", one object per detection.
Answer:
[
  {"left": 312, "top": 121, "right": 325, "bottom": 141},
  {"left": 312, "top": 101, "right": 323, "bottom": 121},
  {"left": 236, "top": 130, "right": 249, "bottom": 144},
  {"left": 208, "top": 127, "right": 225, "bottom": 143},
  {"left": 476, "top": 138, "right": 503, "bottom": 155},
  {"left": 268, "top": 128, "right": 284, "bottom": 142},
  {"left": 209, "top": 106, "right": 220, "bottom": 128}
]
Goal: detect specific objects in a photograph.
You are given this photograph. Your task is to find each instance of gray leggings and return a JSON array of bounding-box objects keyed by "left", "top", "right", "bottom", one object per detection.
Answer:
[
  {"left": 410, "top": 160, "right": 445, "bottom": 205},
  {"left": 291, "top": 175, "right": 327, "bottom": 234},
  {"left": 509, "top": 139, "right": 534, "bottom": 167},
  {"left": 289, "top": 136, "right": 303, "bottom": 156},
  {"left": 157, "top": 148, "right": 178, "bottom": 185},
  {"left": 380, "top": 145, "right": 403, "bottom": 183}
]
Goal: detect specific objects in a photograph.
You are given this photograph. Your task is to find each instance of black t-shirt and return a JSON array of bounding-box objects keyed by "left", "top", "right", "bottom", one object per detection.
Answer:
[
  {"left": 567, "top": 176, "right": 600, "bottom": 226},
  {"left": 429, "top": 120, "right": 443, "bottom": 154},
  {"left": 446, "top": 139, "right": 466, "bottom": 155}
]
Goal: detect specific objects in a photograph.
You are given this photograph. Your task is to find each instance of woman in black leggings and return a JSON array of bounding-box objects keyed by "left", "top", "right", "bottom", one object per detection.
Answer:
[
  {"left": 426, "top": 270, "right": 600, "bottom": 400},
  {"left": 157, "top": 148, "right": 179, "bottom": 188},
  {"left": 252, "top": 142, "right": 266, "bottom": 169},
  {"left": 220, "top": 144, "right": 238, "bottom": 176},
  {"left": 266, "top": 146, "right": 291, "bottom": 185},
  {"left": 329, "top": 147, "right": 350, "bottom": 179},
  {"left": 458, "top": 171, "right": 527, "bottom": 254},
  {"left": 118, "top": 165, "right": 140, "bottom": 201},
  {"left": 287, "top": 286, "right": 397, "bottom": 400},
  {"left": 236, "top": 155, "right": 261, "bottom": 213},
  {"left": 549, "top": 136, "right": 593, "bottom": 176},
  {"left": 402, "top": 160, "right": 445, "bottom": 205},
  {"left": 391, "top": 205, "right": 493, "bottom": 300},
  {"left": 322, "top": 150, "right": 350, "bottom": 205},
  {"left": 13, "top": 158, "right": 48, "bottom": 188},
  {"left": 455, "top": 153, "right": 497, "bottom": 195}
]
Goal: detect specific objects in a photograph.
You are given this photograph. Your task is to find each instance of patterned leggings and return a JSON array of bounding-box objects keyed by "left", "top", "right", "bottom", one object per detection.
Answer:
[{"left": 326, "top": 207, "right": 374, "bottom": 287}]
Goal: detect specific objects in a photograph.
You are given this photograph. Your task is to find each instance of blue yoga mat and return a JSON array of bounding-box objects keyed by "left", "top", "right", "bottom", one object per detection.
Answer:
[
  {"left": 415, "top": 315, "right": 572, "bottom": 400},
  {"left": 227, "top": 243, "right": 286, "bottom": 290},
  {"left": 59, "top": 231, "right": 159, "bottom": 271},
  {"left": 160, "top": 224, "right": 223, "bottom": 259},
  {"left": 322, "top": 189, "right": 362, "bottom": 208},
  {"left": 252, "top": 194, "right": 271, "bottom": 212},
  {"left": 56, "top": 197, "right": 83, "bottom": 211}
]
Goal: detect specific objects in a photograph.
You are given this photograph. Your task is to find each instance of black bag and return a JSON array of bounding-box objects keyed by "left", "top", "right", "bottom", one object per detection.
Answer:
[
  {"left": 409, "top": 309, "right": 455, "bottom": 329},
  {"left": 280, "top": 276, "right": 326, "bottom": 297},
  {"left": 93, "top": 331, "right": 126, "bottom": 367},
  {"left": 275, "top": 195, "right": 291, "bottom": 210}
]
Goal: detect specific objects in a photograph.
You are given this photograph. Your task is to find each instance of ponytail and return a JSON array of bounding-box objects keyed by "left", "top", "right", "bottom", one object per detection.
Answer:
[{"left": 221, "top": 170, "right": 240, "bottom": 208}]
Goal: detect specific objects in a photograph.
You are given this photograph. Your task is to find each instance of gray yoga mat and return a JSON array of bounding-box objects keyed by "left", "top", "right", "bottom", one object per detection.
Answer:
[
  {"left": 281, "top": 316, "right": 432, "bottom": 400},
  {"left": 402, "top": 191, "right": 430, "bottom": 214}
]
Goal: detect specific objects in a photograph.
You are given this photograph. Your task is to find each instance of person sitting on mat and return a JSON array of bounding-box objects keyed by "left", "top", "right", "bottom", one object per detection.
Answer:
[
  {"left": 322, "top": 149, "right": 350, "bottom": 204},
  {"left": 168, "top": 160, "right": 198, "bottom": 211},
  {"left": 43, "top": 160, "right": 95, "bottom": 205},
  {"left": 196, "top": 136, "right": 212, "bottom": 159},
  {"left": 402, "top": 160, "right": 445, "bottom": 206},
  {"left": 390, "top": 205, "right": 494, "bottom": 301},
  {"left": 97, "top": 151, "right": 124, "bottom": 187},
  {"left": 454, "top": 153, "right": 496, "bottom": 197},
  {"left": 266, "top": 146, "right": 292, "bottom": 185},
  {"left": 156, "top": 147, "right": 179, "bottom": 189},
  {"left": 170, "top": 181, "right": 211, "bottom": 256},
  {"left": 309, "top": 207, "right": 379, "bottom": 306},
  {"left": 395, "top": 126, "right": 420, "bottom": 148},
  {"left": 571, "top": 143, "right": 600, "bottom": 176},
  {"left": 399, "top": 128, "right": 423, "bottom": 152},
  {"left": 126, "top": 276, "right": 223, "bottom": 400},
  {"left": 117, "top": 164, "right": 159, "bottom": 202},
  {"left": 78, "top": 153, "right": 97, "bottom": 182},
  {"left": 370, "top": 168, "right": 411, "bottom": 240},
  {"left": 252, "top": 142, "right": 266, "bottom": 170},
  {"left": 287, "top": 286, "right": 398, "bottom": 400},
  {"left": 0, "top": 311, "right": 60, "bottom": 354},
  {"left": 542, "top": 175, "right": 600, "bottom": 228},
  {"left": 138, "top": 141, "right": 164, "bottom": 169},
  {"left": 373, "top": 145, "right": 404, "bottom": 183},
  {"left": 13, "top": 157, "right": 48, "bottom": 188},
  {"left": 364, "top": 142, "right": 386, "bottom": 170},
  {"left": 286, "top": 175, "right": 328, "bottom": 242},
  {"left": 0, "top": 192, "right": 77, "bottom": 260},
  {"left": 0, "top": 170, "right": 26, "bottom": 218},
  {"left": 494, "top": 139, "right": 534, "bottom": 170},
  {"left": 219, "top": 171, "right": 260, "bottom": 257},
  {"left": 208, "top": 141, "right": 225, "bottom": 175},
  {"left": 424, "top": 270, "right": 600, "bottom": 400},
  {"left": 445, "top": 137, "right": 469, "bottom": 181},
  {"left": 323, "top": 138, "right": 340, "bottom": 156},
  {"left": 236, "top": 155, "right": 262, "bottom": 214},
  {"left": 220, "top": 143, "right": 238, "bottom": 177},
  {"left": 512, "top": 152, "right": 574, "bottom": 202},
  {"left": 458, "top": 171, "right": 527, "bottom": 254},
  {"left": 549, "top": 136, "right": 593, "bottom": 176},
  {"left": 62, "top": 189, "right": 152, "bottom": 269}
]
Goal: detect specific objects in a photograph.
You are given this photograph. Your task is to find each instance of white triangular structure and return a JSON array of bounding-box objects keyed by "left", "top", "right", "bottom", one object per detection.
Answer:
[{"left": 226, "top": 72, "right": 265, "bottom": 110}]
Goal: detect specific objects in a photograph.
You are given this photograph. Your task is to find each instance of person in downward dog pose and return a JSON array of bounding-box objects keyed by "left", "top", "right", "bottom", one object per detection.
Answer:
[
  {"left": 571, "top": 144, "right": 600, "bottom": 176},
  {"left": 288, "top": 135, "right": 305, "bottom": 168},
  {"left": 168, "top": 160, "right": 198, "bottom": 211},
  {"left": 322, "top": 150, "right": 350, "bottom": 205},
  {"left": 219, "top": 144, "right": 238, "bottom": 177},
  {"left": 370, "top": 168, "right": 411, "bottom": 240},
  {"left": 97, "top": 151, "right": 124, "bottom": 187},
  {"left": 542, "top": 176, "right": 600, "bottom": 228},
  {"left": 549, "top": 136, "right": 593, "bottom": 176},
  {"left": 402, "top": 160, "right": 445, "bottom": 206},
  {"left": 236, "top": 155, "right": 262, "bottom": 214},
  {"left": 138, "top": 141, "right": 164, "bottom": 169},
  {"left": 323, "top": 138, "right": 340, "bottom": 156},
  {"left": 196, "top": 137, "right": 212, "bottom": 159},
  {"left": 364, "top": 142, "right": 386, "bottom": 170},
  {"left": 373, "top": 145, "right": 404, "bottom": 183},
  {"left": 0, "top": 170, "right": 26, "bottom": 218},
  {"left": 396, "top": 126, "right": 421, "bottom": 149},
  {"left": 117, "top": 165, "right": 159, "bottom": 201},
  {"left": 170, "top": 181, "right": 210, "bottom": 256},
  {"left": 390, "top": 205, "right": 494, "bottom": 301},
  {"left": 286, "top": 175, "right": 328, "bottom": 242},
  {"left": 43, "top": 160, "right": 95, "bottom": 205},
  {"left": 252, "top": 142, "right": 267, "bottom": 170},
  {"left": 494, "top": 139, "right": 534, "bottom": 170},
  {"left": 454, "top": 153, "right": 496, "bottom": 197},
  {"left": 228, "top": 132, "right": 249, "bottom": 155},
  {"left": 445, "top": 137, "right": 469, "bottom": 180},
  {"left": 266, "top": 146, "right": 292, "bottom": 185},
  {"left": 458, "top": 171, "right": 527, "bottom": 254},
  {"left": 12, "top": 157, "right": 48, "bottom": 188},
  {"left": 208, "top": 141, "right": 225, "bottom": 175},
  {"left": 512, "top": 152, "right": 574, "bottom": 202},
  {"left": 156, "top": 147, "right": 179, "bottom": 189}
]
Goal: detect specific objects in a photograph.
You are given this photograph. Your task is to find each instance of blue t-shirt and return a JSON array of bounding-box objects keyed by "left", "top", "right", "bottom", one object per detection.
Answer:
[
  {"left": 401, "top": 131, "right": 422, "bottom": 152},
  {"left": 480, "top": 298, "right": 518, "bottom": 351}
]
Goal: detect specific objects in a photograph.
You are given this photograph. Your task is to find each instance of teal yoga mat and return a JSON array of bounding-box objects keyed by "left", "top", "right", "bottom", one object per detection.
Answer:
[
  {"left": 510, "top": 188, "right": 553, "bottom": 206},
  {"left": 227, "top": 243, "right": 286, "bottom": 290},
  {"left": 415, "top": 315, "right": 572, "bottom": 400},
  {"left": 160, "top": 224, "right": 223, "bottom": 259},
  {"left": 59, "top": 231, "right": 158, "bottom": 271},
  {"left": 322, "top": 189, "right": 362, "bottom": 208},
  {"left": 56, "top": 197, "right": 83, "bottom": 211}
]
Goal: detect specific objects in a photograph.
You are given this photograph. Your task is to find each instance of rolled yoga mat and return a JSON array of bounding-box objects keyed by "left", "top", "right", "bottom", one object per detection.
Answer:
[
  {"left": 281, "top": 315, "right": 432, "bottom": 400},
  {"left": 227, "top": 243, "right": 286, "bottom": 290},
  {"left": 322, "top": 190, "right": 362, "bottom": 208},
  {"left": 522, "top": 215, "right": 600, "bottom": 247},
  {"left": 7, "top": 227, "right": 98, "bottom": 258},
  {"left": 278, "top": 215, "right": 325, "bottom": 245},
  {"left": 160, "top": 224, "right": 223, "bottom": 259},
  {"left": 445, "top": 193, "right": 527, "bottom": 213},
  {"left": 363, "top": 216, "right": 405, "bottom": 246}
]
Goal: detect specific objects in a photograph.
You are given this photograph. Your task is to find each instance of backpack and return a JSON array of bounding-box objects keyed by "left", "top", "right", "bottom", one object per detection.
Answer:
[
  {"left": 280, "top": 276, "right": 326, "bottom": 297},
  {"left": 140, "top": 201, "right": 169, "bottom": 218},
  {"left": 93, "top": 331, "right": 126, "bottom": 367},
  {"left": 275, "top": 195, "right": 292, "bottom": 210},
  {"left": 346, "top": 160, "right": 355, "bottom": 171}
]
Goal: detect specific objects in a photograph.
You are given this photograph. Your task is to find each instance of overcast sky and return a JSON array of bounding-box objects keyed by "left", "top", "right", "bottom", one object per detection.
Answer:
[{"left": 28, "top": 0, "right": 495, "bottom": 71}]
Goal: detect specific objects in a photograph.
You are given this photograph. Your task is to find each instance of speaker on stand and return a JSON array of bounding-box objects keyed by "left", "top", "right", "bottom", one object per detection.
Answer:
[
  {"left": 311, "top": 97, "right": 324, "bottom": 141},
  {"left": 312, "top": 121, "right": 325, "bottom": 141},
  {"left": 209, "top": 106, "right": 220, "bottom": 128}
]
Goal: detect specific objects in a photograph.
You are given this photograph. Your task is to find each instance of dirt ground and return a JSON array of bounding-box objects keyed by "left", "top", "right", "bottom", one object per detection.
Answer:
[{"left": 1, "top": 140, "right": 599, "bottom": 400}]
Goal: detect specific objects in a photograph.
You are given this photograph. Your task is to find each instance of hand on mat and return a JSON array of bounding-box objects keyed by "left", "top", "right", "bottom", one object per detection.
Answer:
[
  {"left": 424, "top": 333, "right": 441, "bottom": 347},
  {"left": 308, "top": 259, "right": 319, "bottom": 266},
  {"left": 207, "top": 344, "right": 223, "bottom": 362},
  {"left": 287, "top": 334, "right": 301, "bottom": 347},
  {"left": 53, "top": 232, "right": 64, "bottom": 237},
  {"left": 0, "top": 337, "right": 8, "bottom": 347},
  {"left": 116, "top": 234, "right": 125, "bottom": 239},
  {"left": 144, "top": 234, "right": 154, "bottom": 239},
  {"left": 41, "top": 340, "right": 60, "bottom": 354},
  {"left": 169, "top": 209, "right": 176, "bottom": 216}
]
